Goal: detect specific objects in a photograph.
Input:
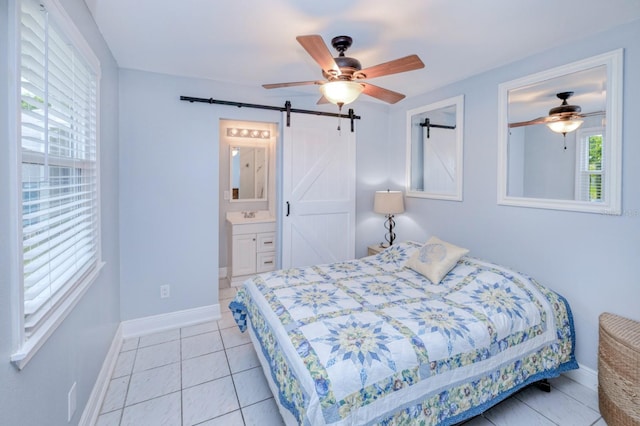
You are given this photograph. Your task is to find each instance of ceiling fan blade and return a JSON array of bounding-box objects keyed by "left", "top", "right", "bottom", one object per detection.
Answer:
[
  {"left": 296, "top": 35, "right": 340, "bottom": 75},
  {"left": 357, "top": 55, "right": 424, "bottom": 80},
  {"left": 317, "top": 96, "right": 329, "bottom": 105},
  {"left": 508, "top": 117, "right": 548, "bottom": 128},
  {"left": 262, "top": 80, "right": 321, "bottom": 89},
  {"left": 510, "top": 110, "right": 605, "bottom": 128},
  {"left": 580, "top": 110, "right": 605, "bottom": 118},
  {"left": 362, "top": 83, "right": 405, "bottom": 104}
]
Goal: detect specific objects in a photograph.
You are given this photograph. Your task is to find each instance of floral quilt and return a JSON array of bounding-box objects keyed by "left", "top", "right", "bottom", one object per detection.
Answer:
[{"left": 229, "top": 242, "right": 577, "bottom": 426}]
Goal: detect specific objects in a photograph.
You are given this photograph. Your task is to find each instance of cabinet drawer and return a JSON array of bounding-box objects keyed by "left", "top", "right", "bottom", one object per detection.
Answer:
[
  {"left": 230, "top": 222, "right": 276, "bottom": 236},
  {"left": 256, "top": 252, "right": 276, "bottom": 273},
  {"left": 256, "top": 232, "right": 276, "bottom": 253}
]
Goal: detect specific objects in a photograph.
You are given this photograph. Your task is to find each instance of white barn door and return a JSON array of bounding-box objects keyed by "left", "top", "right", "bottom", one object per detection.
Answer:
[{"left": 281, "top": 113, "right": 356, "bottom": 268}]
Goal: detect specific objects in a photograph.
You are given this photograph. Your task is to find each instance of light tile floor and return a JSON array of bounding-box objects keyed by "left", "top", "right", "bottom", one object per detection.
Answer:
[{"left": 96, "top": 284, "right": 606, "bottom": 426}]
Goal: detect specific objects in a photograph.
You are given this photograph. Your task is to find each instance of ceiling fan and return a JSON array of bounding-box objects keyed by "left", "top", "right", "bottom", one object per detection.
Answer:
[
  {"left": 509, "top": 91, "right": 604, "bottom": 134},
  {"left": 262, "top": 34, "right": 425, "bottom": 106}
]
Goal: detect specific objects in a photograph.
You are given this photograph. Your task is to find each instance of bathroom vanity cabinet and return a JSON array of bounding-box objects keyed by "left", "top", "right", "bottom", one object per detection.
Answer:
[{"left": 226, "top": 212, "right": 276, "bottom": 286}]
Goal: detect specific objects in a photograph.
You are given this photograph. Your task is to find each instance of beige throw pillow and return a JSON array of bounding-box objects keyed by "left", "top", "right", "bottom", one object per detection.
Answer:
[{"left": 406, "top": 237, "right": 469, "bottom": 284}]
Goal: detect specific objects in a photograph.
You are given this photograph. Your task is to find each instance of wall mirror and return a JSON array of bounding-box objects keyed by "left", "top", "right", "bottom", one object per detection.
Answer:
[
  {"left": 406, "top": 95, "right": 464, "bottom": 200},
  {"left": 230, "top": 142, "right": 269, "bottom": 202},
  {"left": 497, "top": 49, "right": 623, "bottom": 214}
]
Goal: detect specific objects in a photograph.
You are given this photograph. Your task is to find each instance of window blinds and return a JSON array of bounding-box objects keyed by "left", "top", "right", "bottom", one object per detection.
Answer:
[
  {"left": 576, "top": 129, "right": 604, "bottom": 203},
  {"left": 20, "top": 0, "right": 99, "bottom": 337}
]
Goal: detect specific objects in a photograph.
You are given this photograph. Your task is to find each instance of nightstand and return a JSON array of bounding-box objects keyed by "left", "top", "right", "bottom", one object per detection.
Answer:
[{"left": 367, "top": 244, "right": 387, "bottom": 256}]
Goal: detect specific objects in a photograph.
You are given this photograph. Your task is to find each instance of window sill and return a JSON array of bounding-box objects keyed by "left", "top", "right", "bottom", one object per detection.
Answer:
[{"left": 10, "top": 261, "right": 105, "bottom": 370}]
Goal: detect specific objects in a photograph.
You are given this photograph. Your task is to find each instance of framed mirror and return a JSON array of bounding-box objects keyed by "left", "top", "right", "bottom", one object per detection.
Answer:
[
  {"left": 497, "top": 49, "right": 623, "bottom": 214},
  {"left": 230, "top": 142, "right": 269, "bottom": 202},
  {"left": 406, "top": 95, "right": 464, "bottom": 201}
]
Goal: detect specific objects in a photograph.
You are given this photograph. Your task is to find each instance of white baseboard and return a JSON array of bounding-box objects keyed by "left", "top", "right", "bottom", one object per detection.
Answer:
[
  {"left": 79, "top": 323, "right": 123, "bottom": 426},
  {"left": 563, "top": 363, "right": 598, "bottom": 392},
  {"left": 219, "top": 267, "right": 228, "bottom": 279},
  {"left": 121, "top": 304, "right": 221, "bottom": 338},
  {"left": 81, "top": 304, "right": 220, "bottom": 424}
]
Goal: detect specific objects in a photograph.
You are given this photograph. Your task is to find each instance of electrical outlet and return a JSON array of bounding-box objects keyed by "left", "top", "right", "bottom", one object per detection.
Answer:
[
  {"left": 68, "top": 382, "right": 76, "bottom": 422},
  {"left": 160, "top": 285, "right": 170, "bottom": 298}
]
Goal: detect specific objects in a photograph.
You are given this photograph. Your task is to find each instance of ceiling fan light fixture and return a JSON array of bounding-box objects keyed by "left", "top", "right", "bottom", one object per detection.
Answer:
[
  {"left": 546, "top": 117, "right": 584, "bottom": 134},
  {"left": 545, "top": 91, "right": 585, "bottom": 134},
  {"left": 319, "top": 80, "right": 364, "bottom": 106}
]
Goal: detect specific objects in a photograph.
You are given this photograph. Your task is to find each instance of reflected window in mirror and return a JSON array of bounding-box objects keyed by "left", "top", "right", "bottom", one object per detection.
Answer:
[
  {"left": 498, "top": 49, "right": 623, "bottom": 214},
  {"left": 406, "top": 95, "right": 464, "bottom": 201},
  {"left": 576, "top": 128, "right": 604, "bottom": 203}
]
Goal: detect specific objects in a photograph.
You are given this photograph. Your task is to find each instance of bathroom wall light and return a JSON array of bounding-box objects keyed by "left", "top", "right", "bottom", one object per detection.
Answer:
[{"left": 226, "top": 128, "right": 271, "bottom": 139}]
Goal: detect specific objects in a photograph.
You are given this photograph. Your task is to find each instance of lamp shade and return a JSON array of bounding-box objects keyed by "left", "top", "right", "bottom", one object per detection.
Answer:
[
  {"left": 319, "top": 81, "right": 364, "bottom": 105},
  {"left": 546, "top": 117, "right": 584, "bottom": 134},
  {"left": 374, "top": 190, "right": 405, "bottom": 215}
]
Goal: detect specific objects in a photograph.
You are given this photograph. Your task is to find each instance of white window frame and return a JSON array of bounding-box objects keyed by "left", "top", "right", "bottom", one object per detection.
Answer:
[
  {"left": 9, "top": 0, "right": 103, "bottom": 370},
  {"left": 575, "top": 127, "right": 604, "bottom": 203}
]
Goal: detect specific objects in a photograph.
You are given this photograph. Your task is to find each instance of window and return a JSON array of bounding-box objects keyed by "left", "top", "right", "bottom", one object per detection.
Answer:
[
  {"left": 12, "top": 0, "right": 102, "bottom": 368},
  {"left": 575, "top": 128, "right": 604, "bottom": 202}
]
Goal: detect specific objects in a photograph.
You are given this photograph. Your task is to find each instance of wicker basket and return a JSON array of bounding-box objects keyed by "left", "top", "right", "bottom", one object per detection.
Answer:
[{"left": 598, "top": 312, "right": 640, "bottom": 426}]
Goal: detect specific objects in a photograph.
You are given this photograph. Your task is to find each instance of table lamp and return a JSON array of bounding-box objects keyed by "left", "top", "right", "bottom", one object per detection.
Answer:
[{"left": 373, "top": 190, "right": 404, "bottom": 246}]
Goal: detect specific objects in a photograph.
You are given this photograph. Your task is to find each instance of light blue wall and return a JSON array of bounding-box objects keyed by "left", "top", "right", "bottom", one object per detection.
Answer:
[
  {"left": 353, "top": 102, "right": 394, "bottom": 256},
  {"left": 0, "top": 0, "right": 120, "bottom": 424},
  {"left": 118, "top": 68, "right": 392, "bottom": 319},
  {"left": 119, "top": 70, "right": 221, "bottom": 320},
  {"left": 384, "top": 19, "right": 640, "bottom": 370},
  {"left": 521, "top": 123, "right": 577, "bottom": 199}
]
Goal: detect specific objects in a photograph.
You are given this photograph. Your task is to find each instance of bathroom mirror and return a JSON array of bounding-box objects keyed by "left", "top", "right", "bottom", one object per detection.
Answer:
[
  {"left": 497, "top": 49, "right": 623, "bottom": 214},
  {"left": 406, "top": 95, "right": 464, "bottom": 200},
  {"left": 230, "top": 143, "right": 268, "bottom": 202}
]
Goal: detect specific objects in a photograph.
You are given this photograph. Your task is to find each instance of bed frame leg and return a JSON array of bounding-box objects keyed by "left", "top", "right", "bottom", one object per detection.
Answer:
[{"left": 536, "top": 379, "right": 551, "bottom": 392}]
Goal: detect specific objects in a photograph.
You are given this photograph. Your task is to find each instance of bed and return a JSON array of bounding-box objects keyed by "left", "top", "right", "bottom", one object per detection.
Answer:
[{"left": 230, "top": 241, "right": 577, "bottom": 425}]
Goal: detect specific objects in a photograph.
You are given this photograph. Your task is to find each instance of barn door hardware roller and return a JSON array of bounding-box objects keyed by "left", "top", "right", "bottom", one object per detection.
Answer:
[{"left": 420, "top": 117, "right": 456, "bottom": 138}]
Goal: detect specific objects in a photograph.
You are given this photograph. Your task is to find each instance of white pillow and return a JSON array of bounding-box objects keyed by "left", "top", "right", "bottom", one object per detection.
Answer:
[{"left": 406, "top": 237, "right": 469, "bottom": 284}]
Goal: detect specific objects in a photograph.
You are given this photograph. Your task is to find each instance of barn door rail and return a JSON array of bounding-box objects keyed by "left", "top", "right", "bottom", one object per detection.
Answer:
[
  {"left": 179, "top": 97, "right": 361, "bottom": 132},
  {"left": 419, "top": 117, "right": 456, "bottom": 139}
]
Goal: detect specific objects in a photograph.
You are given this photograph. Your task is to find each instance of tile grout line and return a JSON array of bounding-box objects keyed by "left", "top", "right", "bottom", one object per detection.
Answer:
[
  {"left": 222, "top": 326, "right": 247, "bottom": 425},
  {"left": 515, "top": 389, "right": 582, "bottom": 426},
  {"left": 221, "top": 284, "right": 254, "bottom": 425},
  {"left": 546, "top": 378, "right": 601, "bottom": 413},
  {"left": 118, "top": 338, "right": 139, "bottom": 425},
  {"left": 514, "top": 381, "right": 601, "bottom": 425},
  {"left": 478, "top": 412, "right": 497, "bottom": 425}
]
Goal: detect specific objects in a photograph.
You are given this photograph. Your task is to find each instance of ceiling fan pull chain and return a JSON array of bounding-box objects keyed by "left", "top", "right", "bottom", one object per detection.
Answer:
[{"left": 337, "top": 102, "right": 343, "bottom": 132}]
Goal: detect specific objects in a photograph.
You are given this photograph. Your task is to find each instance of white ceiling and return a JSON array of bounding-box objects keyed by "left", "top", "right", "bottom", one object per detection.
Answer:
[{"left": 85, "top": 0, "right": 640, "bottom": 105}]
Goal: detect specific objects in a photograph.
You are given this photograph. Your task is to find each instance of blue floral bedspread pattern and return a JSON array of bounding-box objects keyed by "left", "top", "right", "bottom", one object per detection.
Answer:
[{"left": 229, "top": 242, "right": 577, "bottom": 426}]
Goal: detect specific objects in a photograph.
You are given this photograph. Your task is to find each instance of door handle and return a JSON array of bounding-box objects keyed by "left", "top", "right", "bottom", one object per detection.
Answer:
[{"left": 286, "top": 201, "right": 290, "bottom": 217}]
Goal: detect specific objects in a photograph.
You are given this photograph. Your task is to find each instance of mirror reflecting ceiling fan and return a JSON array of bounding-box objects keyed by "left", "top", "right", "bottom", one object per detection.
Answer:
[
  {"left": 263, "top": 35, "right": 425, "bottom": 106},
  {"left": 509, "top": 91, "right": 604, "bottom": 134}
]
